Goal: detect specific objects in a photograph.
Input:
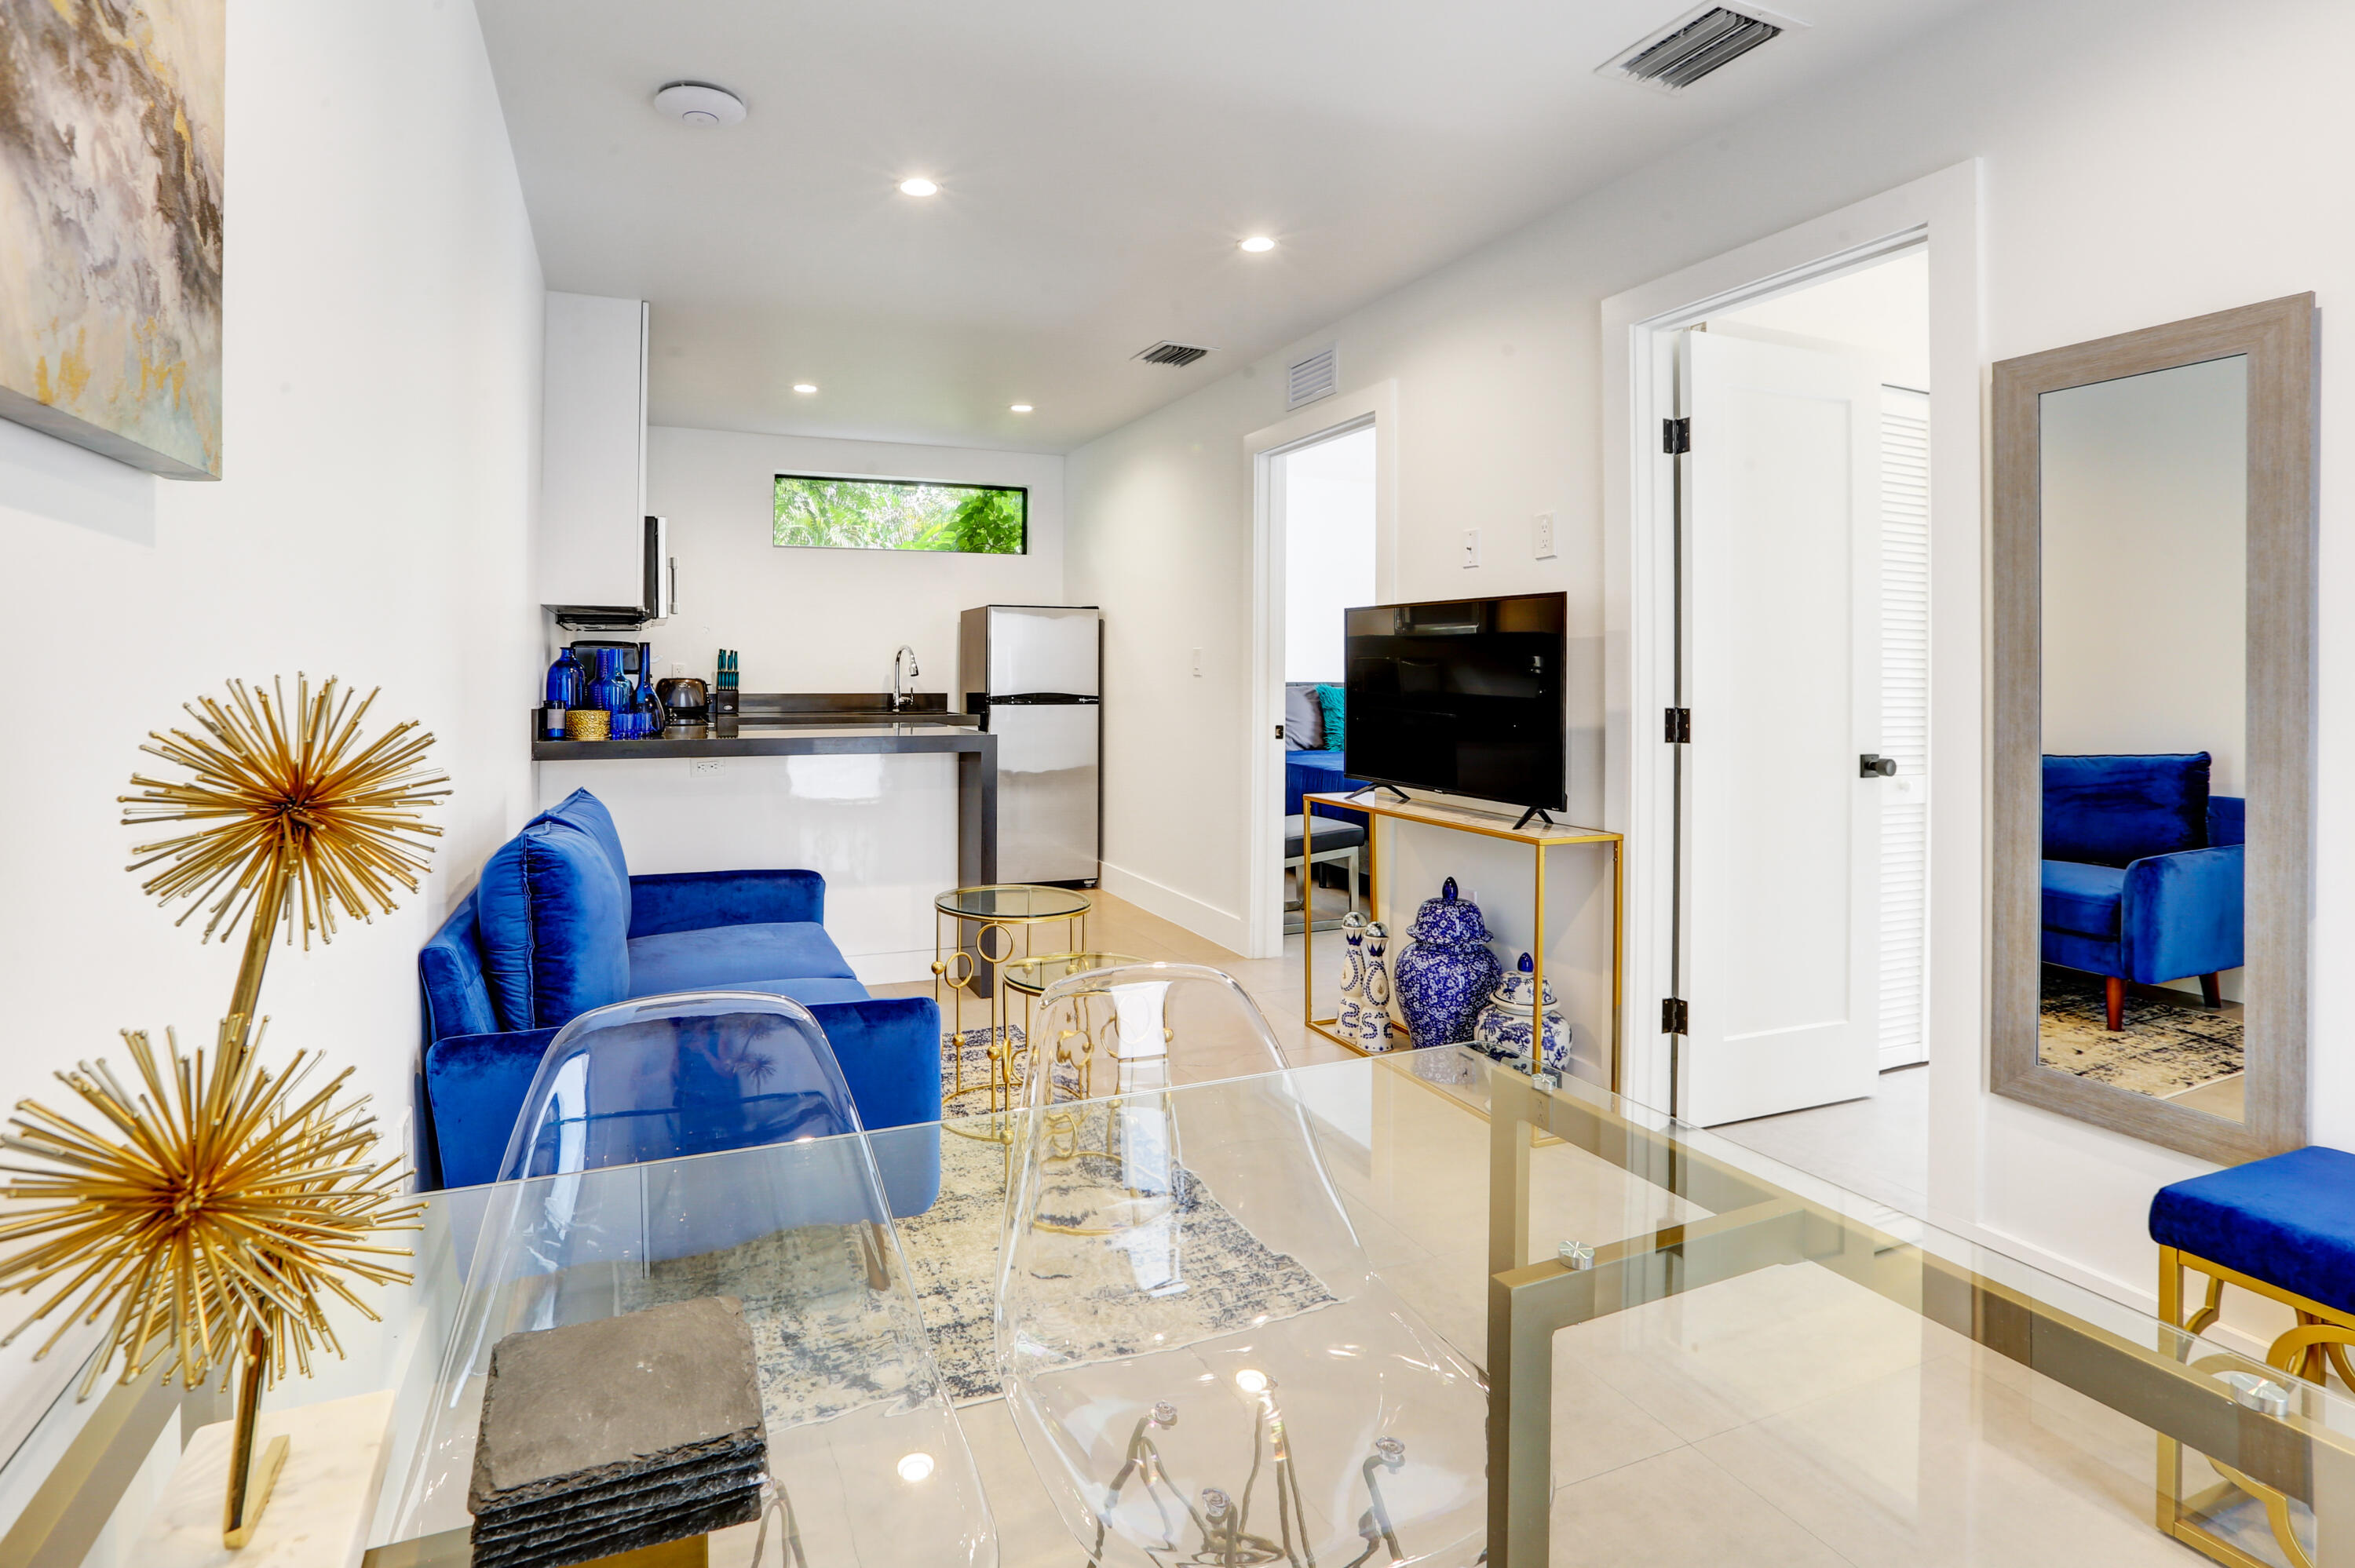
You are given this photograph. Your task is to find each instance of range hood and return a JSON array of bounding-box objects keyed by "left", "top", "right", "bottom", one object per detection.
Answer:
[{"left": 547, "top": 515, "right": 672, "bottom": 631}]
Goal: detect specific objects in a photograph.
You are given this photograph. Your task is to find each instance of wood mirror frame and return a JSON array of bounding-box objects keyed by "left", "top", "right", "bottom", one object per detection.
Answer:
[{"left": 1991, "top": 294, "right": 2313, "bottom": 1164}]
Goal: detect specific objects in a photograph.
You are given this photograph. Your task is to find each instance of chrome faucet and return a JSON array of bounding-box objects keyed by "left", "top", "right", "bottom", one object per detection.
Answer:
[{"left": 891, "top": 645, "right": 920, "bottom": 711}]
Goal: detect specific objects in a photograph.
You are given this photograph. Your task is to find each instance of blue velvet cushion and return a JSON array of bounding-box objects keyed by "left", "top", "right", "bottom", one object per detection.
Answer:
[
  {"left": 474, "top": 817, "right": 633, "bottom": 1030},
  {"left": 534, "top": 787, "right": 630, "bottom": 887},
  {"left": 2041, "top": 860, "right": 2124, "bottom": 939},
  {"left": 2123, "top": 844, "right": 2244, "bottom": 985},
  {"left": 626, "top": 869, "right": 826, "bottom": 938},
  {"left": 627, "top": 921, "right": 859, "bottom": 996},
  {"left": 700, "top": 976, "right": 873, "bottom": 1007},
  {"left": 419, "top": 889, "right": 498, "bottom": 1042},
  {"left": 2043, "top": 753, "right": 2211, "bottom": 868},
  {"left": 2150, "top": 1146, "right": 2355, "bottom": 1315},
  {"left": 2209, "top": 795, "right": 2247, "bottom": 848},
  {"left": 1315, "top": 683, "right": 1345, "bottom": 751}
]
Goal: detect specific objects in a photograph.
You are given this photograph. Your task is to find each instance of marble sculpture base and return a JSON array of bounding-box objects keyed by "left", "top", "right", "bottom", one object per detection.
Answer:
[{"left": 132, "top": 1388, "right": 396, "bottom": 1568}]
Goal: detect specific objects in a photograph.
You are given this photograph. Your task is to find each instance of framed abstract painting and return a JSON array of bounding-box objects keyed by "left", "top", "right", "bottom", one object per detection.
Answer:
[{"left": 0, "top": 0, "right": 225, "bottom": 479}]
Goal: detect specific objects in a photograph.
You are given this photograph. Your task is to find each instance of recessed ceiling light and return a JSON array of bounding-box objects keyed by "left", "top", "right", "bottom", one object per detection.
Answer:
[
  {"left": 1240, "top": 235, "right": 1276, "bottom": 253},
  {"left": 652, "top": 81, "right": 746, "bottom": 127},
  {"left": 898, "top": 177, "right": 939, "bottom": 197},
  {"left": 896, "top": 1453, "right": 936, "bottom": 1482},
  {"left": 792, "top": 383, "right": 816, "bottom": 394},
  {"left": 1010, "top": 403, "right": 1033, "bottom": 413}
]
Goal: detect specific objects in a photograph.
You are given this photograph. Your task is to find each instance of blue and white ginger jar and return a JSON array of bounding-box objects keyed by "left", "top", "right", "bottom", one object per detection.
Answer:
[
  {"left": 1392, "top": 877, "right": 1504, "bottom": 1049},
  {"left": 1473, "top": 952, "right": 1573, "bottom": 1076}
]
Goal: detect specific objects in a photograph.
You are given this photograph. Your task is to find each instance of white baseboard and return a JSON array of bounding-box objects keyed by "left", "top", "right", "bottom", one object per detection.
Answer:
[{"left": 1098, "top": 859, "right": 1249, "bottom": 956}]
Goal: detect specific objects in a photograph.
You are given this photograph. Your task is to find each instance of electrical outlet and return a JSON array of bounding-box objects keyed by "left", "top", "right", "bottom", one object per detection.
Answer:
[
  {"left": 1192, "top": 647, "right": 1203, "bottom": 677},
  {"left": 690, "top": 758, "right": 725, "bottom": 778},
  {"left": 1533, "top": 512, "right": 1557, "bottom": 559},
  {"left": 1463, "top": 528, "right": 1481, "bottom": 568},
  {"left": 671, "top": 661, "right": 688, "bottom": 676}
]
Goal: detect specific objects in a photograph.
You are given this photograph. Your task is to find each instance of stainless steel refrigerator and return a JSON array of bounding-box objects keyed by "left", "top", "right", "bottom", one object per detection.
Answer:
[{"left": 959, "top": 604, "right": 1101, "bottom": 885}]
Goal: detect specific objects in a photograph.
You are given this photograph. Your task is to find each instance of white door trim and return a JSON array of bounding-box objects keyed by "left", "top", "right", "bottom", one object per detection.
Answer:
[
  {"left": 1600, "top": 161, "right": 1983, "bottom": 1223},
  {"left": 1243, "top": 381, "right": 1399, "bottom": 960}
]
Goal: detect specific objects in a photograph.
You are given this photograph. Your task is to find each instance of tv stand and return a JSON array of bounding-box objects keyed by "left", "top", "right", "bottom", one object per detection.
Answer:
[
  {"left": 1347, "top": 782, "right": 1412, "bottom": 804},
  {"left": 1297, "top": 788, "right": 1623, "bottom": 1092}
]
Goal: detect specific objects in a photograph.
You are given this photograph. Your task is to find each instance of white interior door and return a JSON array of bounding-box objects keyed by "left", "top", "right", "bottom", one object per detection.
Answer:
[{"left": 1682, "top": 330, "right": 1883, "bottom": 1126}]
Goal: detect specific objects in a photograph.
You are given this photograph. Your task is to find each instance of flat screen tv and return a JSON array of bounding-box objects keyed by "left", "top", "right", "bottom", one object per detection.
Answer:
[{"left": 1343, "top": 591, "right": 1567, "bottom": 820}]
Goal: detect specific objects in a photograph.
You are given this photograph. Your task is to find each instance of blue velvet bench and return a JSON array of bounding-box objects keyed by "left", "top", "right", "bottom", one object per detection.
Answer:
[
  {"left": 2150, "top": 1146, "right": 2355, "bottom": 1564},
  {"left": 418, "top": 788, "right": 943, "bottom": 1207}
]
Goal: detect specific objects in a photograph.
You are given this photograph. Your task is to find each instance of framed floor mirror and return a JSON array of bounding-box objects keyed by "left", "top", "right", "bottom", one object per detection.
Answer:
[{"left": 1991, "top": 294, "right": 2313, "bottom": 1164}]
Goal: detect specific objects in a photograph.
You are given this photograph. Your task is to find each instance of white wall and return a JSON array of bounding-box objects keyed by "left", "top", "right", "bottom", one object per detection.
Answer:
[
  {"left": 644, "top": 426, "right": 1064, "bottom": 696},
  {"left": 1282, "top": 427, "right": 1375, "bottom": 683},
  {"left": 1067, "top": 0, "right": 2355, "bottom": 1311},
  {"left": 2042, "top": 356, "right": 2247, "bottom": 793},
  {"left": 0, "top": 0, "right": 541, "bottom": 1428}
]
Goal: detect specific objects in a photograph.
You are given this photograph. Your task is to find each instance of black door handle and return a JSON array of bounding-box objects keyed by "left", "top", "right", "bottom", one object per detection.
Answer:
[{"left": 1860, "top": 753, "right": 1897, "bottom": 779}]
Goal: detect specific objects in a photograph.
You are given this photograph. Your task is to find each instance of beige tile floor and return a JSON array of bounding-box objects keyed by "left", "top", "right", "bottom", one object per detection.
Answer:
[{"left": 874, "top": 892, "right": 2225, "bottom": 1567}]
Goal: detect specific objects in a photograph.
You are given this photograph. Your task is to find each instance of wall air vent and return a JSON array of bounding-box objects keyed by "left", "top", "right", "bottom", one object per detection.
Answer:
[
  {"left": 1597, "top": 4, "right": 1800, "bottom": 93},
  {"left": 1287, "top": 345, "right": 1338, "bottom": 409},
  {"left": 1134, "top": 341, "right": 1214, "bottom": 368}
]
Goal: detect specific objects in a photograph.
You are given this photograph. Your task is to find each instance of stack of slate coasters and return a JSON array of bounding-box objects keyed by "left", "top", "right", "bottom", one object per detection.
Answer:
[{"left": 469, "top": 1296, "right": 769, "bottom": 1568}]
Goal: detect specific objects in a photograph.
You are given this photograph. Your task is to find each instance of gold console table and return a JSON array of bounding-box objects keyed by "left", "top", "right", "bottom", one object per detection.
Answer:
[{"left": 1299, "top": 791, "right": 1623, "bottom": 1091}]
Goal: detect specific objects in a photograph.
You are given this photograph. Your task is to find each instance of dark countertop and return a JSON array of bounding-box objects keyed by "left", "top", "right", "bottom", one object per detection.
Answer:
[{"left": 531, "top": 720, "right": 991, "bottom": 761}]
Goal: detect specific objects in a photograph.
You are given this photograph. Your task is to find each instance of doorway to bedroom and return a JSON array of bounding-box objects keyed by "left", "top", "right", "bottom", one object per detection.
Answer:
[{"left": 1276, "top": 424, "right": 1375, "bottom": 935}]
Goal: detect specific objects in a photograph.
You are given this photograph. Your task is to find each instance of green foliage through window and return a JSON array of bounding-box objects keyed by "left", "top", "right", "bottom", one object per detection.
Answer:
[{"left": 772, "top": 474, "right": 1028, "bottom": 555}]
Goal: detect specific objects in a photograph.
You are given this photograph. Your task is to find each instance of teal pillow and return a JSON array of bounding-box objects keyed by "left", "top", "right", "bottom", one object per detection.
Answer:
[{"left": 1314, "top": 684, "right": 1345, "bottom": 752}]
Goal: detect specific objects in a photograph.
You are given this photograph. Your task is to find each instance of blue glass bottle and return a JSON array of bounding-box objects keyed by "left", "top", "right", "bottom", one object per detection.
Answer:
[
  {"left": 634, "top": 642, "right": 665, "bottom": 733},
  {"left": 588, "top": 647, "right": 632, "bottom": 736},
  {"left": 544, "top": 647, "right": 585, "bottom": 709}
]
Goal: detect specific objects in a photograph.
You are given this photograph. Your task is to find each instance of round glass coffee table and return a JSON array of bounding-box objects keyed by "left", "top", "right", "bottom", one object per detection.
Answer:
[
  {"left": 932, "top": 884, "right": 1094, "bottom": 1114},
  {"left": 999, "top": 951, "right": 1144, "bottom": 1108}
]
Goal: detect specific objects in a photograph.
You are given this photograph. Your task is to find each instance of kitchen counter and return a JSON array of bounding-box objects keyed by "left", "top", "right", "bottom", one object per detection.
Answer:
[{"left": 530, "top": 714, "right": 998, "bottom": 976}]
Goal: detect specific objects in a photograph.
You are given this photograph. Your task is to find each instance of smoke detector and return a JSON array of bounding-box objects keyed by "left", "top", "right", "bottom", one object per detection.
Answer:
[
  {"left": 1597, "top": 5, "right": 1803, "bottom": 93},
  {"left": 1134, "top": 341, "right": 1214, "bottom": 368},
  {"left": 653, "top": 81, "right": 747, "bottom": 126}
]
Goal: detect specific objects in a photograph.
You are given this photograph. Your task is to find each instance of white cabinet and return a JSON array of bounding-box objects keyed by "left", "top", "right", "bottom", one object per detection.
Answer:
[{"left": 539, "top": 292, "right": 648, "bottom": 608}]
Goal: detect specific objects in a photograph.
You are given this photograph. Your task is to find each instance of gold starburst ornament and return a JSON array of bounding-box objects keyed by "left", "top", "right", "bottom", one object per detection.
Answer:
[{"left": 0, "top": 676, "right": 447, "bottom": 1548}]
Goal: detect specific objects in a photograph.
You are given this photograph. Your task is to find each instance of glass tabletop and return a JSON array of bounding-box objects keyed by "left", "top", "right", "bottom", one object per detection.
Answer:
[
  {"left": 996, "top": 950, "right": 1143, "bottom": 995},
  {"left": 5, "top": 1046, "right": 2347, "bottom": 1568},
  {"left": 933, "top": 883, "right": 1093, "bottom": 920}
]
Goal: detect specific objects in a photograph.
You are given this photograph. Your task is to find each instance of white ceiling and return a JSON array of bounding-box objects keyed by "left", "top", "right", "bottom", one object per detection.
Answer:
[{"left": 477, "top": 0, "right": 1986, "bottom": 454}]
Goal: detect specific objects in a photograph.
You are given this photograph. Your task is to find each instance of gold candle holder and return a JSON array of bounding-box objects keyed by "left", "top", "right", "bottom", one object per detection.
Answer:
[{"left": 565, "top": 707, "right": 610, "bottom": 741}]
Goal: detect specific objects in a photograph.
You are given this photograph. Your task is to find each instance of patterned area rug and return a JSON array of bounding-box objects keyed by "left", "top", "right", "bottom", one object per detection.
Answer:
[
  {"left": 637, "top": 1030, "right": 1335, "bottom": 1430},
  {"left": 2039, "top": 969, "right": 2242, "bottom": 1096}
]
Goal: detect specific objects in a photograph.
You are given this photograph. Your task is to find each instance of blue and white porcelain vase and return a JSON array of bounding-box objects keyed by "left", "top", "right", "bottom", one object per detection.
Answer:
[
  {"left": 1393, "top": 877, "right": 1504, "bottom": 1049},
  {"left": 1473, "top": 952, "right": 1573, "bottom": 1076},
  {"left": 1357, "top": 921, "right": 1401, "bottom": 1053},
  {"left": 1335, "top": 911, "right": 1369, "bottom": 1037}
]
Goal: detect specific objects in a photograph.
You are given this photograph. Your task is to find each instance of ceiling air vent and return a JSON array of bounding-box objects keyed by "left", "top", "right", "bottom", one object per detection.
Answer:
[
  {"left": 1287, "top": 345, "right": 1338, "bottom": 410},
  {"left": 1134, "top": 341, "right": 1214, "bottom": 368},
  {"left": 1597, "top": 4, "right": 1799, "bottom": 93}
]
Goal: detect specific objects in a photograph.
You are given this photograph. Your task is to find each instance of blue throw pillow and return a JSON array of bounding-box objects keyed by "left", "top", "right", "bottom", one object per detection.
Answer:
[
  {"left": 2043, "top": 753, "right": 2211, "bottom": 868},
  {"left": 474, "top": 817, "right": 633, "bottom": 1031},
  {"left": 1315, "top": 684, "right": 1345, "bottom": 752},
  {"left": 534, "top": 787, "right": 630, "bottom": 888}
]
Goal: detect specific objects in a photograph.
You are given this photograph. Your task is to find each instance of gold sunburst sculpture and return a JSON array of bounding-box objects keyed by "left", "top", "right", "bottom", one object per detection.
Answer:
[{"left": 0, "top": 675, "right": 447, "bottom": 1546}]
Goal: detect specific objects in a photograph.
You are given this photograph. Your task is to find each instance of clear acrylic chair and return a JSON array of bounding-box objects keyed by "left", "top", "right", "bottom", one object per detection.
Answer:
[
  {"left": 392, "top": 990, "right": 994, "bottom": 1567},
  {"left": 995, "top": 964, "right": 1487, "bottom": 1566}
]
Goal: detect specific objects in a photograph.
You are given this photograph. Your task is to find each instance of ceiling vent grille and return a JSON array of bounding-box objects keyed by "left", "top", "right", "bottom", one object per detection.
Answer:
[
  {"left": 1287, "top": 345, "right": 1338, "bottom": 410},
  {"left": 1134, "top": 341, "right": 1214, "bottom": 368},
  {"left": 1597, "top": 4, "right": 1796, "bottom": 93}
]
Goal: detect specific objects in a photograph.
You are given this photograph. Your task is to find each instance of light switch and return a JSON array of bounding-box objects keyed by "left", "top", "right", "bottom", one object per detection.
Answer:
[
  {"left": 1533, "top": 512, "right": 1557, "bottom": 559},
  {"left": 1463, "top": 528, "right": 1481, "bottom": 569},
  {"left": 671, "top": 661, "right": 688, "bottom": 676},
  {"left": 1192, "top": 647, "right": 1203, "bottom": 677}
]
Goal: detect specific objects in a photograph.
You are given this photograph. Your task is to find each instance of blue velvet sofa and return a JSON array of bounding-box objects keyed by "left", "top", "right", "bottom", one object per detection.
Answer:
[
  {"left": 418, "top": 789, "right": 942, "bottom": 1198},
  {"left": 2042, "top": 753, "right": 2244, "bottom": 1032}
]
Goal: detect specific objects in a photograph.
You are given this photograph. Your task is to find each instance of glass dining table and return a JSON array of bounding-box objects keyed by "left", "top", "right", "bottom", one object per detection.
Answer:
[{"left": 3, "top": 1047, "right": 2349, "bottom": 1567}]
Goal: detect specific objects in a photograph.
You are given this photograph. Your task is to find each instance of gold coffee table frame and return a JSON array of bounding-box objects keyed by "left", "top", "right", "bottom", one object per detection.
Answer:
[{"left": 933, "top": 884, "right": 1093, "bottom": 1117}]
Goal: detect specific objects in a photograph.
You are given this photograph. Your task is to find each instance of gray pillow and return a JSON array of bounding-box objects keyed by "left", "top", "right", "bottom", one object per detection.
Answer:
[{"left": 1284, "top": 684, "right": 1325, "bottom": 749}]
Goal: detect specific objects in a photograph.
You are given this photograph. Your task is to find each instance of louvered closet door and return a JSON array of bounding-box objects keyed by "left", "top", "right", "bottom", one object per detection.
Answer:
[{"left": 1878, "top": 388, "right": 1931, "bottom": 1069}]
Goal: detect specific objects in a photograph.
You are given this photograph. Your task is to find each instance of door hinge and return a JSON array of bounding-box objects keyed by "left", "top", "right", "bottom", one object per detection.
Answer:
[
  {"left": 1663, "top": 416, "right": 1691, "bottom": 454},
  {"left": 1663, "top": 706, "right": 1691, "bottom": 743},
  {"left": 1660, "top": 997, "right": 1689, "bottom": 1035}
]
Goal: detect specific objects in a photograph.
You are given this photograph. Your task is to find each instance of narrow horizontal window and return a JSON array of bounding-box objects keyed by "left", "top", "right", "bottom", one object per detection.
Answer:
[{"left": 772, "top": 472, "right": 1027, "bottom": 555}]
